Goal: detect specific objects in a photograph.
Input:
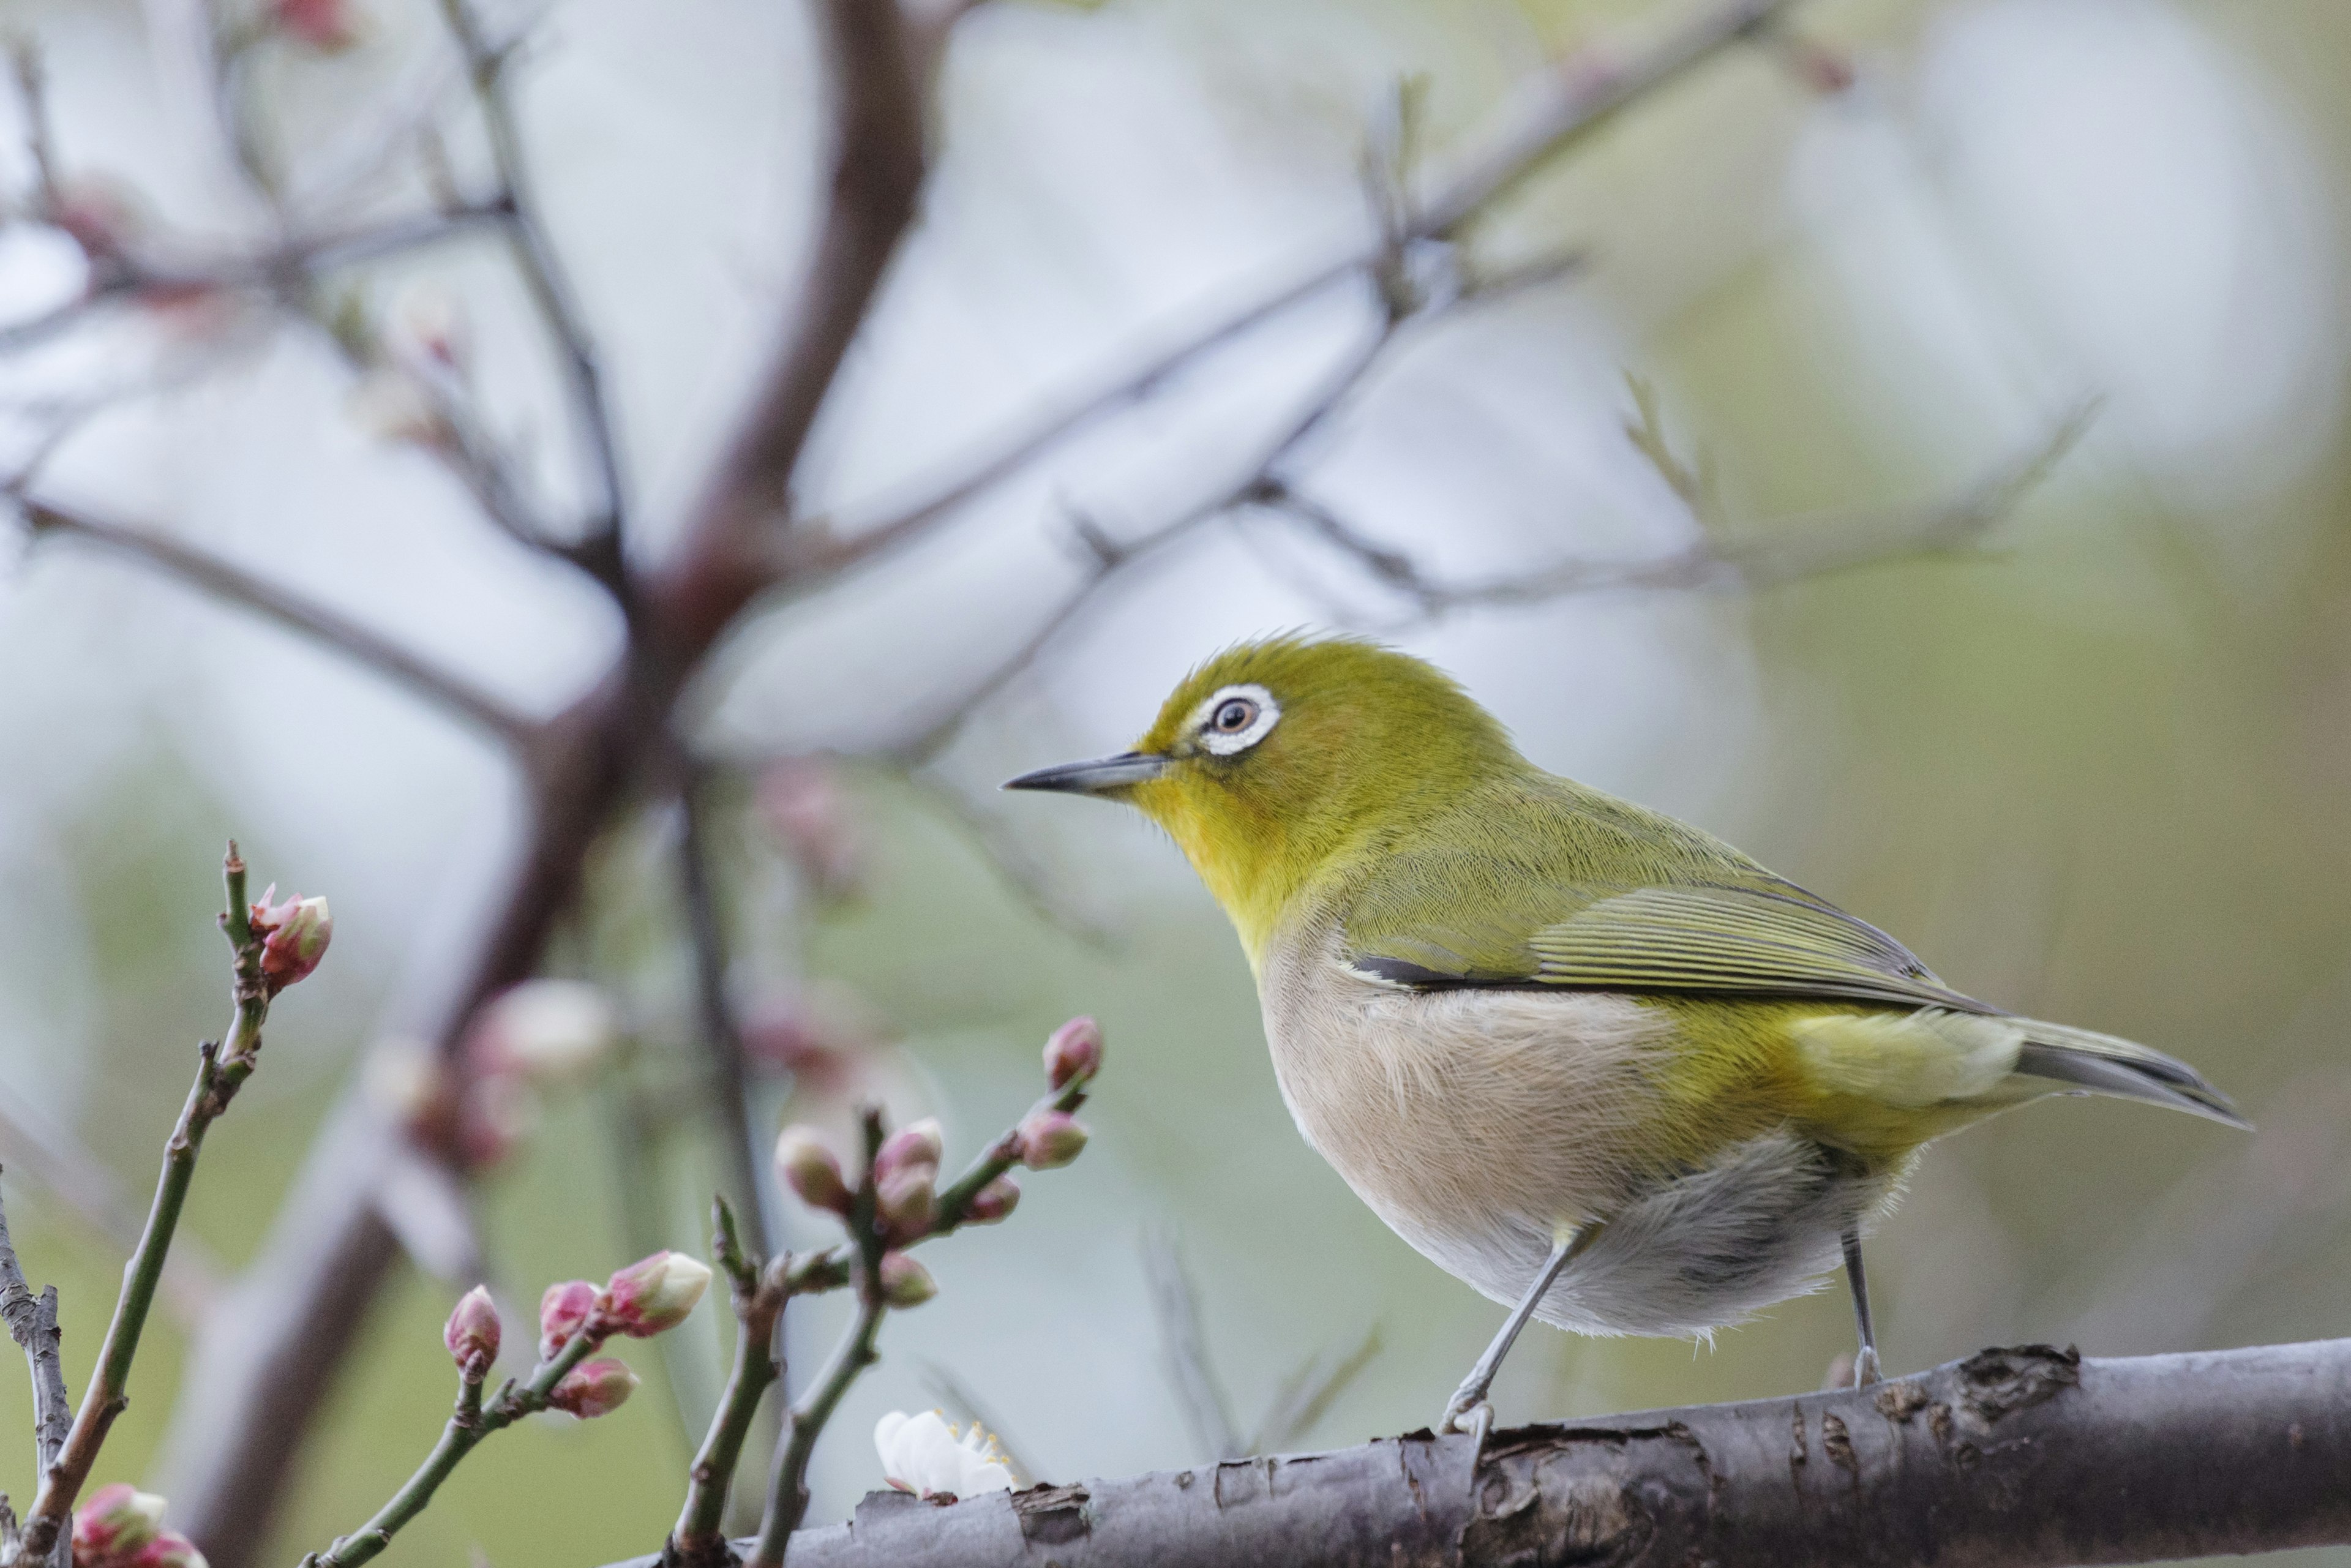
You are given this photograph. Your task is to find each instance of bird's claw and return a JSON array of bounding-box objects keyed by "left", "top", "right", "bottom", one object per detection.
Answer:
[
  {"left": 1438, "top": 1396, "right": 1492, "bottom": 1449},
  {"left": 1852, "top": 1345, "right": 1881, "bottom": 1388}
]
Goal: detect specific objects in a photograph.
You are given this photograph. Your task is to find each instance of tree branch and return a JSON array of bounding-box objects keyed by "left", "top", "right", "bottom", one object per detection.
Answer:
[
  {"left": 791, "top": 0, "right": 1795, "bottom": 586},
  {"left": 676, "top": 766, "right": 773, "bottom": 1255},
  {"left": 0, "top": 1172, "right": 71, "bottom": 1568},
  {"left": 159, "top": 0, "right": 932, "bottom": 1555},
  {"left": 607, "top": 1338, "right": 2351, "bottom": 1568},
  {"left": 15, "top": 498, "right": 539, "bottom": 751}
]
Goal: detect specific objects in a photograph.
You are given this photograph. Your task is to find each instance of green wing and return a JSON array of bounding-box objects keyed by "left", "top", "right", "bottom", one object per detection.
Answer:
[{"left": 1338, "top": 779, "right": 1991, "bottom": 1014}]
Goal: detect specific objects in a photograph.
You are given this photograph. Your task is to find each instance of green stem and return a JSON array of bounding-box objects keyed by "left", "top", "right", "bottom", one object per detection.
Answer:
[
  {"left": 669, "top": 1203, "right": 787, "bottom": 1566},
  {"left": 747, "top": 1112, "right": 891, "bottom": 1568},
  {"left": 18, "top": 845, "right": 268, "bottom": 1560},
  {"left": 306, "top": 1329, "right": 607, "bottom": 1567}
]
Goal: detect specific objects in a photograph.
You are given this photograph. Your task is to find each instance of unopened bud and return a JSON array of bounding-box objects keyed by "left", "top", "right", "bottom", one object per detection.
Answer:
[
  {"left": 873, "top": 1117, "right": 943, "bottom": 1186},
  {"left": 877, "top": 1251, "right": 936, "bottom": 1308},
  {"left": 1043, "top": 1016, "right": 1103, "bottom": 1090},
  {"left": 876, "top": 1168, "right": 936, "bottom": 1241},
  {"left": 129, "top": 1532, "right": 207, "bottom": 1568},
  {"left": 443, "top": 1285, "right": 500, "bottom": 1377},
  {"left": 547, "top": 1357, "right": 637, "bottom": 1419},
  {"left": 601, "top": 1251, "right": 712, "bottom": 1338},
  {"left": 74, "top": 1484, "right": 166, "bottom": 1561},
  {"left": 250, "top": 885, "right": 332, "bottom": 992},
  {"left": 539, "top": 1278, "right": 599, "bottom": 1361},
  {"left": 1016, "top": 1109, "right": 1089, "bottom": 1170},
  {"left": 964, "top": 1174, "right": 1020, "bottom": 1225},
  {"left": 775, "top": 1125, "right": 851, "bottom": 1214}
]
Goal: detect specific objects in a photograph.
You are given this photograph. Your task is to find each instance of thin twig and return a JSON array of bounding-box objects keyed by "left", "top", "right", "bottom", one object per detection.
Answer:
[
  {"left": 1258, "top": 399, "right": 2098, "bottom": 626},
  {"left": 1251, "top": 1325, "right": 1381, "bottom": 1455},
  {"left": 676, "top": 767, "right": 774, "bottom": 1255},
  {"left": 14, "top": 498, "right": 539, "bottom": 751},
  {"left": 748, "top": 1111, "right": 891, "bottom": 1568},
  {"left": 0, "top": 1085, "right": 220, "bottom": 1323},
  {"left": 667, "top": 1199, "right": 786, "bottom": 1568},
  {"left": 1141, "top": 1228, "right": 1242, "bottom": 1462},
  {"left": 435, "top": 0, "right": 633, "bottom": 598},
  {"left": 0, "top": 1172, "right": 71, "bottom": 1568},
  {"left": 298, "top": 1310, "right": 610, "bottom": 1567},
  {"left": 18, "top": 847, "right": 278, "bottom": 1561},
  {"left": 791, "top": 0, "right": 1798, "bottom": 585}
]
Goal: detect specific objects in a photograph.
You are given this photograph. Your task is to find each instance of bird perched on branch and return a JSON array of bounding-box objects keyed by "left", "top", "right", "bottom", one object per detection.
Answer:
[{"left": 1007, "top": 635, "right": 2244, "bottom": 1440}]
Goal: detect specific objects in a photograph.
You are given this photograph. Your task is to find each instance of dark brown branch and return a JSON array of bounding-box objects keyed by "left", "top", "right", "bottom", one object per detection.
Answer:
[
  {"left": 159, "top": 0, "right": 931, "bottom": 1556},
  {"left": 606, "top": 1338, "right": 2351, "bottom": 1568},
  {"left": 792, "top": 0, "right": 1795, "bottom": 585},
  {"left": 15, "top": 498, "right": 539, "bottom": 751},
  {"left": 0, "top": 1171, "right": 71, "bottom": 1568}
]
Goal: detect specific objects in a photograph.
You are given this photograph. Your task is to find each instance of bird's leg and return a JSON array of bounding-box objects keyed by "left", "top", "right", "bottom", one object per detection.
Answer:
[
  {"left": 1439, "top": 1220, "right": 1599, "bottom": 1442},
  {"left": 1842, "top": 1225, "right": 1881, "bottom": 1387}
]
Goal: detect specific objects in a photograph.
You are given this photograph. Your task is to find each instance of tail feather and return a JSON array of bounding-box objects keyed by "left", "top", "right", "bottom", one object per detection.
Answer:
[{"left": 2012, "top": 1021, "right": 2249, "bottom": 1130}]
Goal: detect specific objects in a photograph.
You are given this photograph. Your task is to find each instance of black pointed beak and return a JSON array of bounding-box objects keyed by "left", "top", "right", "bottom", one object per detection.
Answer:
[{"left": 1001, "top": 752, "right": 1170, "bottom": 795}]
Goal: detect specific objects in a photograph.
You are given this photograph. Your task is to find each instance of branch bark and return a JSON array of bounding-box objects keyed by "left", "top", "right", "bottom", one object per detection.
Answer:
[{"left": 605, "top": 1338, "right": 2351, "bottom": 1568}]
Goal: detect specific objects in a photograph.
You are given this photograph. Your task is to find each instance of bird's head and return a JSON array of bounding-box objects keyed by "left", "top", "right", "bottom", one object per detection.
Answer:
[{"left": 1004, "top": 636, "right": 1519, "bottom": 955}]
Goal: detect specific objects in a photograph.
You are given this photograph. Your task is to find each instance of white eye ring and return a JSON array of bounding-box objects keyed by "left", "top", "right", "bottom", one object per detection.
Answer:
[{"left": 1193, "top": 683, "right": 1280, "bottom": 756}]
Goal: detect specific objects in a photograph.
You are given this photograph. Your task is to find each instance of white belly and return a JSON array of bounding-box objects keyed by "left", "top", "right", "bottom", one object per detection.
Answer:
[{"left": 1259, "top": 928, "right": 1897, "bottom": 1337}]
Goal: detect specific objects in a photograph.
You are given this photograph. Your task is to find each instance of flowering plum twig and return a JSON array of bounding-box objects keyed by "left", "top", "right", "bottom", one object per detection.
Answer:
[
  {"left": 719, "top": 1018, "right": 1102, "bottom": 1567},
  {"left": 16, "top": 844, "right": 331, "bottom": 1562},
  {"left": 301, "top": 1251, "right": 711, "bottom": 1568},
  {"left": 665, "top": 1200, "right": 787, "bottom": 1568}
]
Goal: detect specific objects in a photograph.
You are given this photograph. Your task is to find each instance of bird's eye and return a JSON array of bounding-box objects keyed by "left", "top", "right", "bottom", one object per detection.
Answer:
[{"left": 1211, "top": 697, "right": 1258, "bottom": 733}]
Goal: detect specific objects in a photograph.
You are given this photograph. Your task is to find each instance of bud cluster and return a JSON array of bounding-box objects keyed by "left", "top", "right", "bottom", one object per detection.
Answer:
[
  {"left": 73, "top": 1485, "right": 205, "bottom": 1568},
  {"left": 497, "top": 1250, "right": 709, "bottom": 1419}
]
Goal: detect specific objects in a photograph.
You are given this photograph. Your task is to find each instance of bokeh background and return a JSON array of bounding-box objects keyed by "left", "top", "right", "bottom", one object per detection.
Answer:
[{"left": 0, "top": 0, "right": 2346, "bottom": 1562}]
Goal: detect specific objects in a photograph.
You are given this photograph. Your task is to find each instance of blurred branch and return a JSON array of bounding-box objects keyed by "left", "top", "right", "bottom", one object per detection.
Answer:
[
  {"left": 435, "top": 0, "right": 632, "bottom": 598},
  {"left": 1256, "top": 399, "right": 2097, "bottom": 625},
  {"left": 12, "top": 497, "right": 539, "bottom": 751},
  {"left": 0, "top": 1085, "right": 220, "bottom": 1323},
  {"left": 675, "top": 768, "right": 774, "bottom": 1255},
  {"left": 1251, "top": 1324, "right": 1381, "bottom": 1456},
  {"left": 611, "top": 1339, "right": 2351, "bottom": 1568},
  {"left": 0, "top": 1174, "right": 71, "bottom": 1568},
  {"left": 787, "top": 0, "right": 1795, "bottom": 585},
  {"left": 159, "top": 0, "right": 932, "bottom": 1552},
  {"left": 1140, "top": 1228, "right": 1242, "bottom": 1463},
  {"left": 6, "top": 38, "right": 61, "bottom": 220}
]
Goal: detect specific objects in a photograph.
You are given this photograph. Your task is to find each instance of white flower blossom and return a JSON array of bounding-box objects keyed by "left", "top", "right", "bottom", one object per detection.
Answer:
[
  {"left": 874, "top": 1409, "right": 1014, "bottom": 1501},
  {"left": 474, "top": 980, "right": 621, "bottom": 1086}
]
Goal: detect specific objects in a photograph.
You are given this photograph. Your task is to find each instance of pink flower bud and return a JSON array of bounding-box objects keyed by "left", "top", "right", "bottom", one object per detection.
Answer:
[
  {"left": 127, "top": 1531, "right": 207, "bottom": 1568},
  {"left": 538, "top": 1278, "right": 599, "bottom": 1361},
  {"left": 249, "top": 885, "right": 332, "bottom": 992},
  {"left": 877, "top": 1251, "right": 936, "bottom": 1308},
  {"left": 873, "top": 1117, "right": 943, "bottom": 1186},
  {"left": 1016, "top": 1109, "right": 1089, "bottom": 1170},
  {"left": 1043, "top": 1016, "right": 1102, "bottom": 1090},
  {"left": 271, "top": 0, "right": 362, "bottom": 50},
  {"left": 443, "top": 1285, "right": 500, "bottom": 1377},
  {"left": 74, "top": 1483, "right": 166, "bottom": 1561},
  {"left": 876, "top": 1167, "right": 936, "bottom": 1242},
  {"left": 964, "top": 1174, "right": 1020, "bottom": 1225},
  {"left": 774, "top": 1125, "right": 850, "bottom": 1214},
  {"left": 468, "top": 980, "right": 619, "bottom": 1089},
  {"left": 547, "top": 1357, "right": 638, "bottom": 1419},
  {"left": 600, "top": 1251, "right": 713, "bottom": 1338}
]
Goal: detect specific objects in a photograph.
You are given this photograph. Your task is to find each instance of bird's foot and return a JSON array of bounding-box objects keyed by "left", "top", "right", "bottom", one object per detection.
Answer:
[
  {"left": 1437, "top": 1392, "right": 1492, "bottom": 1449},
  {"left": 1852, "top": 1345, "right": 1881, "bottom": 1388}
]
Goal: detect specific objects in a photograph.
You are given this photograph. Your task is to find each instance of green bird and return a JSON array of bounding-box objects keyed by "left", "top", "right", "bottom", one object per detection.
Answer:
[{"left": 1005, "top": 635, "right": 2244, "bottom": 1438}]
